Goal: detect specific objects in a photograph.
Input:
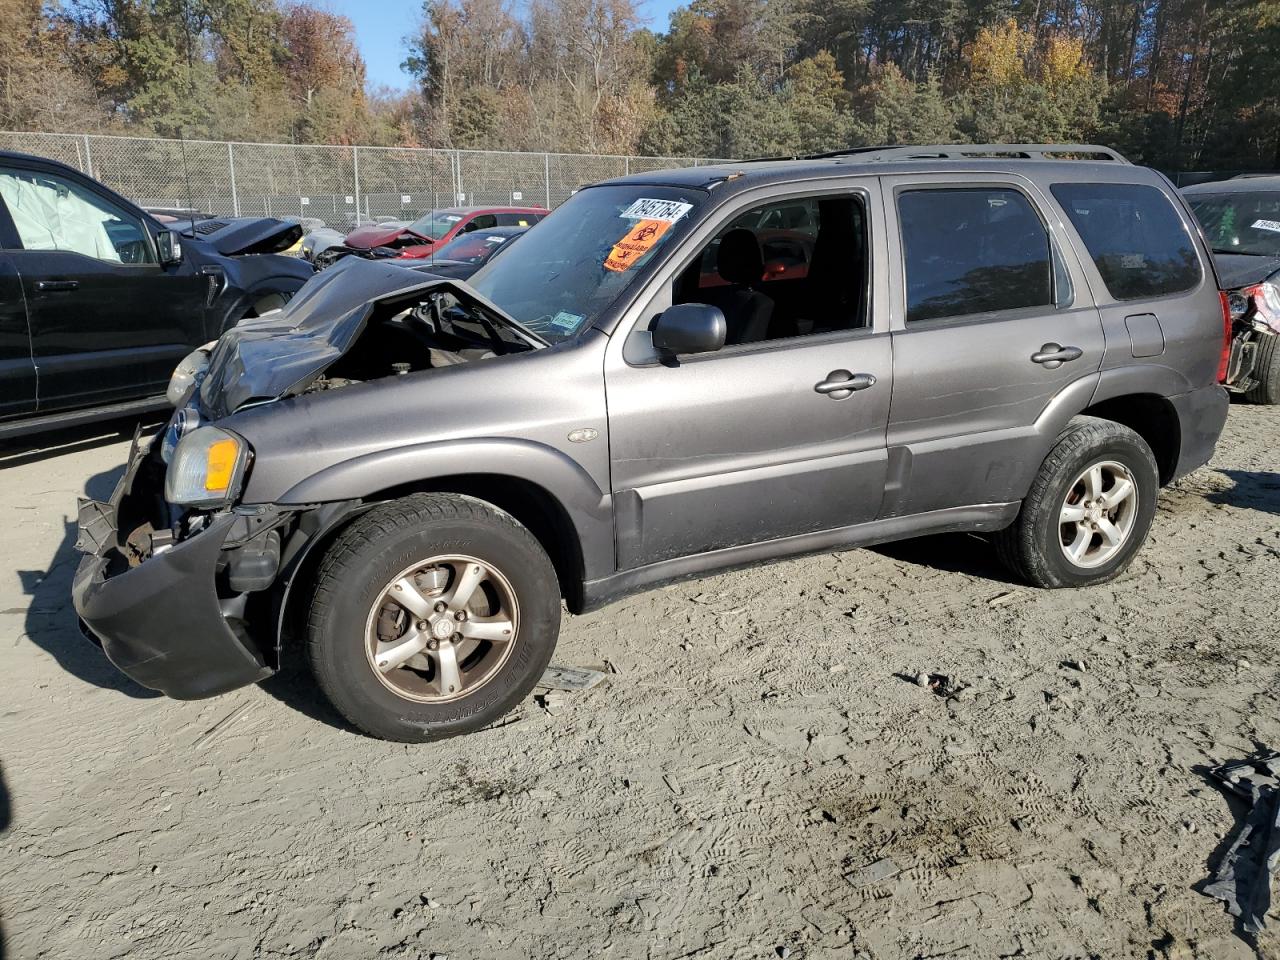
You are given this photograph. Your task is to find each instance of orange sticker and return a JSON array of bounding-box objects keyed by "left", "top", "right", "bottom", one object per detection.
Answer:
[{"left": 604, "top": 219, "right": 671, "bottom": 273}]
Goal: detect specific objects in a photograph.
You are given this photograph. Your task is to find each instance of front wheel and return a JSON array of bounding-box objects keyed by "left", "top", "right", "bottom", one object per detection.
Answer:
[
  {"left": 995, "top": 417, "right": 1159, "bottom": 588},
  {"left": 306, "top": 493, "right": 561, "bottom": 742}
]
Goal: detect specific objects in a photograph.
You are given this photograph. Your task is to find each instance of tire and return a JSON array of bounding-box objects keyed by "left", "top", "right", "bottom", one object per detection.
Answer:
[
  {"left": 305, "top": 493, "right": 561, "bottom": 742},
  {"left": 1244, "top": 333, "right": 1280, "bottom": 404},
  {"left": 995, "top": 416, "right": 1159, "bottom": 589}
]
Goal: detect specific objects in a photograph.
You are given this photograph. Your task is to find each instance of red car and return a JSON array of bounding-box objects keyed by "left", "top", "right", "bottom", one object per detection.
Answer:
[{"left": 342, "top": 206, "right": 547, "bottom": 261}]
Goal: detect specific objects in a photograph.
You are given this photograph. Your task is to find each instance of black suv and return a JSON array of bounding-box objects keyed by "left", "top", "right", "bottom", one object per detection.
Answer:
[{"left": 0, "top": 151, "right": 315, "bottom": 438}]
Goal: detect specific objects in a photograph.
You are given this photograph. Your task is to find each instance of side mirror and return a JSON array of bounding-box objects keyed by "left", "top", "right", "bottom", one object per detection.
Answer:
[
  {"left": 157, "top": 229, "right": 183, "bottom": 267},
  {"left": 652, "top": 303, "right": 726, "bottom": 356}
]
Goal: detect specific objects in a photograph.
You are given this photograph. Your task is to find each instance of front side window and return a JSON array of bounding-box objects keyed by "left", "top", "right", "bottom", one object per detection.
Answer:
[
  {"left": 672, "top": 193, "right": 869, "bottom": 344},
  {"left": 0, "top": 167, "right": 154, "bottom": 264},
  {"left": 495, "top": 212, "right": 539, "bottom": 227},
  {"left": 1186, "top": 190, "right": 1280, "bottom": 258},
  {"left": 469, "top": 185, "right": 700, "bottom": 343},
  {"left": 1052, "top": 182, "right": 1202, "bottom": 300},
  {"left": 899, "top": 187, "right": 1053, "bottom": 323}
]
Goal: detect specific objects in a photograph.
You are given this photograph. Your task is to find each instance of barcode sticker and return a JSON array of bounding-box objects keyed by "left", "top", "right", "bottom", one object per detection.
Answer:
[{"left": 619, "top": 198, "right": 693, "bottom": 223}]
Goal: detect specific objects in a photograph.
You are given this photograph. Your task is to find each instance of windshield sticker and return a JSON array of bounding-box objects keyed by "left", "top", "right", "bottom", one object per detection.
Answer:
[
  {"left": 1252, "top": 219, "right": 1280, "bottom": 234},
  {"left": 550, "top": 311, "right": 583, "bottom": 330},
  {"left": 443, "top": 215, "right": 462, "bottom": 222},
  {"left": 604, "top": 219, "right": 672, "bottom": 272},
  {"left": 484, "top": 235, "right": 506, "bottom": 243},
  {"left": 619, "top": 198, "right": 693, "bottom": 223}
]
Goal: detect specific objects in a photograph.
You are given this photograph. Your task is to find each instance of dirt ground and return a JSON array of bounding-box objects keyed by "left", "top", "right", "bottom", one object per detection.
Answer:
[{"left": 0, "top": 405, "right": 1277, "bottom": 960}]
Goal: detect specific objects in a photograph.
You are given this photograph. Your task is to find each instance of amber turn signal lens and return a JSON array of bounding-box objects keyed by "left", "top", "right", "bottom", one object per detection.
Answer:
[{"left": 204, "top": 437, "right": 241, "bottom": 493}]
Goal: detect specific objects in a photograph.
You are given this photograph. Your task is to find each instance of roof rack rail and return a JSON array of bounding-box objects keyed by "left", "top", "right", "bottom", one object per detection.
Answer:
[{"left": 737, "top": 143, "right": 1129, "bottom": 164}]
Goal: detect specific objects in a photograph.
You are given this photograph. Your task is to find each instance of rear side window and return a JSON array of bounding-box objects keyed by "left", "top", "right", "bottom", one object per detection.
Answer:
[
  {"left": 1051, "top": 182, "right": 1201, "bottom": 300},
  {"left": 899, "top": 188, "right": 1054, "bottom": 323}
]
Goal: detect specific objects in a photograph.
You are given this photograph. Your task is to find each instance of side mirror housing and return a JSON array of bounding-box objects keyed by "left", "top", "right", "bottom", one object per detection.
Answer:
[
  {"left": 157, "top": 229, "right": 183, "bottom": 267},
  {"left": 652, "top": 303, "right": 726, "bottom": 356}
]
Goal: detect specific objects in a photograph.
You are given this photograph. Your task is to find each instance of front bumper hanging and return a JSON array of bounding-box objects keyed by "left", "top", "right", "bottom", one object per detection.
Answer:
[{"left": 71, "top": 433, "right": 274, "bottom": 700}]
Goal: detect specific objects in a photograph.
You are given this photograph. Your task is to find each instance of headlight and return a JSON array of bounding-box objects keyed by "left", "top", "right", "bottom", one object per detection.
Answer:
[
  {"left": 166, "top": 342, "right": 215, "bottom": 407},
  {"left": 164, "top": 427, "right": 249, "bottom": 508}
]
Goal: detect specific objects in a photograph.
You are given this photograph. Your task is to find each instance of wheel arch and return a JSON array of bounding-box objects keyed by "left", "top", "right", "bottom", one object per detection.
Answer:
[
  {"left": 1078, "top": 393, "right": 1181, "bottom": 486},
  {"left": 271, "top": 463, "right": 606, "bottom": 665}
]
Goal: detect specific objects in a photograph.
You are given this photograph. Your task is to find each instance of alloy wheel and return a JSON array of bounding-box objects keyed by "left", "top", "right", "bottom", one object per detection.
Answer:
[
  {"left": 364, "top": 555, "right": 519, "bottom": 703},
  {"left": 1058, "top": 460, "right": 1139, "bottom": 569}
]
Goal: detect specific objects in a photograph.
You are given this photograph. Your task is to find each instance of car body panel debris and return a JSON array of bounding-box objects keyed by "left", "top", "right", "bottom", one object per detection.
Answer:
[{"left": 1203, "top": 752, "right": 1280, "bottom": 935}]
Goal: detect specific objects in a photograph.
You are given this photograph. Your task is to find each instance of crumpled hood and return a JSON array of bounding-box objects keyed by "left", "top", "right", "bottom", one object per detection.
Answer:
[
  {"left": 344, "top": 222, "right": 429, "bottom": 250},
  {"left": 182, "top": 217, "right": 304, "bottom": 256},
  {"left": 1213, "top": 253, "right": 1280, "bottom": 290},
  {"left": 197, "top": 256, "right": 534, "bottom": 418}
]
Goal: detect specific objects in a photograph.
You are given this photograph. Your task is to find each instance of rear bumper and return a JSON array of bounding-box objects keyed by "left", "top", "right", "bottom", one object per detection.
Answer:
[
  {"left": 71, "top": 436, "right": 274, "bottom": 700},
  {"left": 1169, "top": 384, "right": 1230, "bottom": 482}
]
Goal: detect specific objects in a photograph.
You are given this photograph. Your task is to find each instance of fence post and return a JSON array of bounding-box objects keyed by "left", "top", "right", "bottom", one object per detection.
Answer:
[
  {"left": 453, "top": 150, "right": 462, "bottom": 203},
  {"left": 82, "top": 135, "right": 93, "bottom": 178},
  {"left": 544, "top": 153, "right": 551, "bottom": 209},
  {"left": 352, "top": 144, "right": 361, "bottom": 223},
  {"left": 624, "top": 156, "right": 630, "bottom": 176},
  {"left": 227, "top": 142, "right": 240, "bottom": 217}
]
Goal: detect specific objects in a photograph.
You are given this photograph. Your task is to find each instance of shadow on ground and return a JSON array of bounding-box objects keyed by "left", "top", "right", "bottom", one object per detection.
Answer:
[
  {"left": 0, "top": 413, "right": 165, "bottom": 470},
  {"left": 19, "top": 462, "right": 160, "bottom": 699},
  {"left": 1, "top": 759, "right": 10, "bottom": 960},
  {"left": 870, "top": 531, "right": 1014, "bottom": 581},
  {"left": 1209, "top": 469, "right": 1280, "bottom": 517},
  {"left": 258, "top": 667, "right": 358, "bottom": 736}
]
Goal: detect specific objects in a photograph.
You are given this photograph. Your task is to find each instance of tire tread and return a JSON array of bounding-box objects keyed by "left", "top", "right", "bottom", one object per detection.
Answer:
[
  {"left": 995, "top": 416, "right": 1157, "bottom": 588},
  {"left": 305, "top": 492, "right": 553, "bottom": 741}
]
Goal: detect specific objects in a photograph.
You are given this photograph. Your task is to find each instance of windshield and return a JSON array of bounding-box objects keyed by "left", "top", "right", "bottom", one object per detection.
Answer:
[
  {"left": 406, "top": 209, "right": 466, "bottom": 241},
  {"left": 432, "top": 230, "right": 515, "bottom": 264},
  {"left": 1188, "top": 191, "right": 1280, "bottom": 257},
  {"left": 468, "top": 185, "right": 703, "bottom": 342}
]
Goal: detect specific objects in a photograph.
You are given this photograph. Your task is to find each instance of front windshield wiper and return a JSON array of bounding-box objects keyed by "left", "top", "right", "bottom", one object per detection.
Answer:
[{"left": 1212, "top": 248, "right": 1277, "bottom": 257}]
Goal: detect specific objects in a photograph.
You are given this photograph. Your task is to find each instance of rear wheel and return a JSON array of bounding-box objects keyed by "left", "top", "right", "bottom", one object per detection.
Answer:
[
  {"left": 306, "top": 493, "right": 561, "bottom": 742},
  {"left": 996, "top": 417, "right": 1159, "bottom": 588},
  {"left": 1245, "top": 333, "right": 1280, "bottom": 404}
]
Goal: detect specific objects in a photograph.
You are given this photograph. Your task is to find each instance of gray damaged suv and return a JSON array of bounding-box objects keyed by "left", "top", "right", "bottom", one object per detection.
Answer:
[{"left": 74, "top": 144, "right": 1231, "bottom": 742}]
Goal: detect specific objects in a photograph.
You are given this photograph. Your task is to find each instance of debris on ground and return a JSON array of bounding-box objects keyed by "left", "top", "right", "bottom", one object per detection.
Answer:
[
  {"left": 1202, "top": 752, "right": 1280, "bottom": 935},
  {"left": 905, "top": 671, "right": 966, "bottom": 698},
  {"left": 536, "top": 664, "right": 609, "bottom": 692},
  {"left": 987, "top": 590, "right": 1024, "bottom": 607}
]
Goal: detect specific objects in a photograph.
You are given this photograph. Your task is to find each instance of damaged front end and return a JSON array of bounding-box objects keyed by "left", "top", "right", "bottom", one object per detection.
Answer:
[
  {"left": 75, "top": 257, "right": 546, "bottom": 699},
  {"left": 72, "top": 428, "right": 289, "bottom": 698}
]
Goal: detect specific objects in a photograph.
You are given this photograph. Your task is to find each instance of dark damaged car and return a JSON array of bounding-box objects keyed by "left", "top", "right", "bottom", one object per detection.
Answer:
[
  {"left": 1184, "top": 175, "right": 1280, "bottom": 403},
  {"left": 74, "top": 145, "right": 1231, "bottom": 742},
  {"left": 0, "top": 150, "right": 315, "bottom": 436}
]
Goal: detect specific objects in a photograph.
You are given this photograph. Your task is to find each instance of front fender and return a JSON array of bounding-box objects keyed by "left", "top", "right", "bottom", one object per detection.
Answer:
[
  {"left": 273, "top": 437, "right": 615, "bottom": 580},
  {"left": 213, "top": 256, "right": 316, "bottom": 333}
]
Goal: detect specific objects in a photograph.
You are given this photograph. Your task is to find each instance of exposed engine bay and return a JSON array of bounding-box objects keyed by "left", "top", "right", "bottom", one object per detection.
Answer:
[
  {"left": 191, "top": 264, "right": 546, "bottom": 418},
  {"left": 302, "top": 290, "right": 529, "bottom": 390}
]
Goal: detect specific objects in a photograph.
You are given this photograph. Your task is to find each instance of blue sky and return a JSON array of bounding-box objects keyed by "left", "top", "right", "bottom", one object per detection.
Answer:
[{"left": 328, "top": 0, "right": 683, "bottom": 92}]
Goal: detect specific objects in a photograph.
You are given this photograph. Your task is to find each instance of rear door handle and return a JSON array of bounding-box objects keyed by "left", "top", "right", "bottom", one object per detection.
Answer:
[
  {"left": 35, "top": 280, "right": 79, "bottom": 292},
  {"left": 815, "top": 370, "right": 877, "bottom": 399},
  {"left": 1030, "top": 343, "right": 1083, "bottom": 369}
]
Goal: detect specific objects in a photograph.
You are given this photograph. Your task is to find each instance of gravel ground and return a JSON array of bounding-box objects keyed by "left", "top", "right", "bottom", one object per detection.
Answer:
[{"left": 0, "top": 406, "right": 1277, "bottom": 960}]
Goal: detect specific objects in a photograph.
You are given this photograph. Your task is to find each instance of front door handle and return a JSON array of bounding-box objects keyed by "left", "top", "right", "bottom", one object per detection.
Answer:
[
  {"left": 815, "top": 370, "right": 877, "bottom": 399},
  {"left": 1030, "top": 343, "right": 1083, "bottom": 369},
  {"left": 35, "top": 280, "right": 79, "bottom": 292}
]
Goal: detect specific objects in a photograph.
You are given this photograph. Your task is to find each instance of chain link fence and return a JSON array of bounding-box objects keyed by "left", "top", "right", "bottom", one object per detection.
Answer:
[{"left": 0, "top": 131, "right": 724, "bottom": 228}]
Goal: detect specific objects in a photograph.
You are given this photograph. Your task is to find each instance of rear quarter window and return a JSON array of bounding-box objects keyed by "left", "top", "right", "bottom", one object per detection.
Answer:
[{"left": 1051, "top": 182, "right": 1202, "bottom": 300}]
